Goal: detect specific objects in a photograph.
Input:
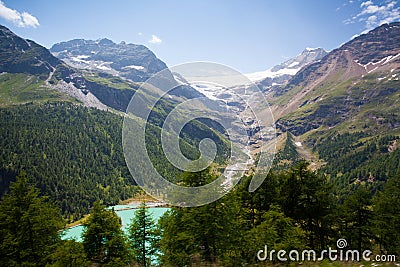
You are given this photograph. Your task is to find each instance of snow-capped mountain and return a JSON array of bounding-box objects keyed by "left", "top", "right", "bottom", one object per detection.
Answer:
[
  {"left": 246, "top": 47, "right": 327, "bottom": 87},
  {"left": 182, "top": 48, "right": 327, "bottom": 114},
  {"left": 274, "top": 22, "right": 400, "bottom": 132},
  {"left": 50, "top": 38, "right": 171, "bottom": 83}
]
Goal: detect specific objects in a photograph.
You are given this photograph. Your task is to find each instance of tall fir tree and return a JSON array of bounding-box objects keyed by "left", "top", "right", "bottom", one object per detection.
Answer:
[
  {"left": 82, "top": 201, "right": 131, "bottom": 266},
  {"left": 373, "top": 174, "right": 400, "bottom": 254},
  {"left": 128, "top": 202, "right": 159, "bottom": 266},
  {"left": 246, "top": 205, "right": 306, "bottom": 263},
  {"left": 49, "top": 240, "right": 89, "bottom": 267},
  {"left": 278, "top": 161, "right": 334, "bottom": 250},
  {"left": 338, "top": 186, "right": 373, "bottom": 251},
  {"left": 159, "top": 166, "right": 246, "bottom": 266},
  {"left": 0, "top": 172, "right": 64, "bottom": 266}
]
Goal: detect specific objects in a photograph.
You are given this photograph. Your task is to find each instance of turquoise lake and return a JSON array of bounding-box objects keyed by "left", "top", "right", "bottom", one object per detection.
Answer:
[{"left": 62, "top": 204, "right": 170, "bottom": 242}]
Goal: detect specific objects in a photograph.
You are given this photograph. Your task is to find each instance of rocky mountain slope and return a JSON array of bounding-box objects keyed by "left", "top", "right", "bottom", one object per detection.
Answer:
[
  {"left": 274, "top": 22, "right": 400, "bottom": 126},
  {"left": 0, "top": 25, "right": 62, "bottom": 79},
  {"left": 50, "top": 38, "right": 172, "bottom": 83},
  {"left": 0, "top": 25, "right": 125, "bottom": 109},
  {"left": 51, "top": 38, "right": 205, "bottom": 103},
  {"left": 0, "top": 25, "right": 181, "bottom": 112},
  {"left": 246, "top": 47, "right": 327, "bottom": 88},
  {"left": 268, "top": 22, "right": 400, "bottom": 185}
]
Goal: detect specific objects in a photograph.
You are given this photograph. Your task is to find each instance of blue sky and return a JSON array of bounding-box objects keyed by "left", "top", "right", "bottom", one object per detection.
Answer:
[{"left": 0, "top": 0, "right": 399, "bottom": 73}]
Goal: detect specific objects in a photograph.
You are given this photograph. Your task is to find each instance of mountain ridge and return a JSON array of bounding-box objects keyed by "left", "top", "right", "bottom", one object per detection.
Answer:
[
  {"left": 272, "top": 22, "right": 400, "bottom": 120},
  {"left": 0, "top": 25, "right": 63, "bottom": 80},
  {"left": 266, "top": 22, "right": 400, "bottom": 186},
  {"left": 50, "top": 38, "right": 171, "bottom": 83},
  {"left": 245, "top": 47, "right": 327, "bottom": 88}
]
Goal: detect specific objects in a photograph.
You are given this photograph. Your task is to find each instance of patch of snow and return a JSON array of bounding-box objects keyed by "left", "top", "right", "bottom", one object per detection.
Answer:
[
  {"left": 173, "top": 75, "right": 187, "bottom": 85},
  {"left": 371, "top": 56, "right": 389, "bottom": 66},
  {"left": 368, "top": 66, "right": 378, "bottom": 73},
  {"left": 76, "top": 55, "right": 90, "bottom": 59},
  {"left": 370, "top": 53, "right": 400, "bottom": 66},
  {"left": 287, "top": 61, "right": 300, "bottom": 68},
  {"left": 357, "top": 53, "right": 400, "bottom": 74},
  {"left": 389, "top": 74, "right": 398, "bottom": 81},
  {"left": 96, "top": 63, "right": 112, "bottom": 71},
  {"left": 191, "top": 82, "right": 224, "bottom": 101},
  {"left": 355, "top": 61, "right": 366, "bottom": 71},
  {"left": 383, "top": 55, "right": 394, "bottom": 64},
  {"left": 295, "top": 142, "right": 302, "bottom": 147},
  {"left": 71, "top": 56, "right": 89, "bottom": 63},
  {"left": 122, "top": 65, "right": 145, "bottom": 71},
  {"left": 245, "top": 67, "right": 301, "bottom": 82},
  {"left": 389, "top": 52, "right": 400, "bottom": 62}
]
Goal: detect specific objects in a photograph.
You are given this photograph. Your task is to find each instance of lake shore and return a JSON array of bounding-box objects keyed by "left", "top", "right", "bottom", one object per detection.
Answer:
[
  {"left": 119, "top": 192, "right": 167, "bottom": 207},
  {"left": 65, "top": 193, "right": 167, "bottom": 229}
]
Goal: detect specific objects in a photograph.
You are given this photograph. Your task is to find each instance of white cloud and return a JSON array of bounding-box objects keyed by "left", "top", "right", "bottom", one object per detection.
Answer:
[
  {"left": 0, "top": 1, "right": 39, "bottom": 28},
  {"left": 344, "top": 0, "right": 400, "bottom": 30},
  {"left": 21, "top": 12, "right": 39, "bottom": 28},
  {"left": 361, "top": 1, "right": 373, "bottom": 8},
  {"left": 138, "top": 32, "right": 143, "bottom": 36},
  {"left": 149, "top": 34, "right": 162, "bottom": 44}
]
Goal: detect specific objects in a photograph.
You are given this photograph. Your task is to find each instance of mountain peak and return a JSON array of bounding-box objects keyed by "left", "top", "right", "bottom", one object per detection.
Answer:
[
  {"left": 340, "top": 21, "right": 400, "bottom": 65},
  {"left": 0, "top": 24, "right": 14, "bottom": 35},
  {"left": 303, "top": 47, "right": 325, "bottom": 53},
  {"left": 286, "top": 21, "right": 400, "bottom": 91},
  {"left": 245, "top": 47, "right": 327, "bottom": 84},
  {"left": 96, "top": 38, "right": 114, "bottom": 46},
  {"left": 50, "top": 38, "right": 169, "bottom": 82},
  {"left": 0, "top": 24, "right": 62, "bottom": 79},
  {"left": 271, "top": 47, "right": 327, "bottom": 72}
]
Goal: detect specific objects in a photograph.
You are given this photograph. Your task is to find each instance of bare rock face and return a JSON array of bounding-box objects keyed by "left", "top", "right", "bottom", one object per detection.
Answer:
[
  {"left": 286, "top": 22, "right": 400, "bottom": 91},
  {"left": 273, "top": 22, "right": 400, "bottom": 135},
  {"left": 0, "top": 25, "right": 62, "bottom": 79},
  {"left": 50, "top": 38, "right": 172, "bottom": 83}
]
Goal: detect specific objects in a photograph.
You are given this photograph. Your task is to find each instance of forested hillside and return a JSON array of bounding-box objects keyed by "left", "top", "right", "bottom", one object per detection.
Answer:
[
  {"left": 0, "top": 102, "right": 134, "bottom": 220},
  {"left": 0, "top": 25, "right": 232, "bottom": 221},
  {"left": 0, "top": 102, "right": 229, "bottom": 220}
]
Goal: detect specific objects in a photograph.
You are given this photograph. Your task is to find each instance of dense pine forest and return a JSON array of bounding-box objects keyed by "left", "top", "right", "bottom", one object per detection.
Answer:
[
  {"left": 0, "top": 92, "right": 398, "bottom": 266},
  {"left": 312, "top": 132, "right": 400, "bottom": 195},
  {"left": 0, "top": 101, "right": 229, "bottom": 221},
  {"left": 1, "top": 163, "right": 399, "bottom": 266},
  {"left": 0, "top": 102, "right": 399, "bottom": 266},
  {"left": 0, "top": 102, "right": 136, "bottom": 220}
]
